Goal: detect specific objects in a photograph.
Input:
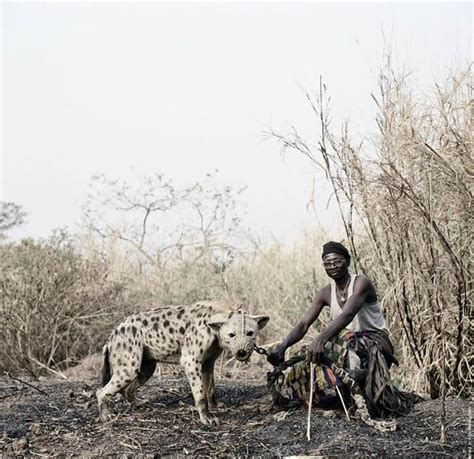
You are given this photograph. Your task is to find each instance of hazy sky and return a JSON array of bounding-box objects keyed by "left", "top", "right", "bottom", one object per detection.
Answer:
[{"left": 2, "top": 1, "right": 472, "bottom": 242}]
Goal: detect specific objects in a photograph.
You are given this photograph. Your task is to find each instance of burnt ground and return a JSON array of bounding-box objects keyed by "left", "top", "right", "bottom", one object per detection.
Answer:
[{"left": 0, "top": 370, "right": 471, "bottom": 458}]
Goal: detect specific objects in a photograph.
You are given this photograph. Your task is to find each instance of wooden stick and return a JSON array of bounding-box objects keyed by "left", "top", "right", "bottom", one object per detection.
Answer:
[
  {"left": 4, "top": 371, "right": 48, "bottom": 396},
  {"left": 307, "top": 362, "right": 315, "bottom": 441},
  {"left": 336, "top": 384, "right": 350, "bottom": 421},
  {"left": 28, "top": 355, "right": 67, "bottom": 380}
]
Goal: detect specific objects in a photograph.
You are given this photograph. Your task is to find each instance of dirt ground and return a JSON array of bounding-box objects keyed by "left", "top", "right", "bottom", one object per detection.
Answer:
[{"left": 1, "top": 364, "right": 471, "bottom": 458}]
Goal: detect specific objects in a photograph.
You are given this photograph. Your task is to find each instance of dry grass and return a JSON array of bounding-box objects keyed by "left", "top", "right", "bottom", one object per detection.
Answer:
[
  {"left": 0, "top": 226, "right": 332, "bottom": 379},
  {"left": 271, "top": 62, "right": 472, "bottom": 398}
]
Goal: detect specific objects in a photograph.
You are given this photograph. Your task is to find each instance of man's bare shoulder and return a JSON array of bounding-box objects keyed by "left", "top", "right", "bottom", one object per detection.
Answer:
[
  {"left": 355, "top": 273, "right": 375, "bottom": 288},
  {"left": 314, "top": 284, "right": 332, "bottom": 305},
  {"left": 354, "top": 273, "right": 377, "bottom": 299}
]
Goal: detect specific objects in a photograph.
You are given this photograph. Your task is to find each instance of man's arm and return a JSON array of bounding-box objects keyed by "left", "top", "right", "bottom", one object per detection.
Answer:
[
  {"left": 267, "top": 287, "right": 328, "bottom": 365},
  {"left": 306, "top": 275, "right": 372, "bottom": 363}
]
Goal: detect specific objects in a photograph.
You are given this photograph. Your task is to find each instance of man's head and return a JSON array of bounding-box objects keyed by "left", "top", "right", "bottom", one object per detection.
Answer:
[{"left": 321, "top": 241, "right": 350, "bottom": 279}]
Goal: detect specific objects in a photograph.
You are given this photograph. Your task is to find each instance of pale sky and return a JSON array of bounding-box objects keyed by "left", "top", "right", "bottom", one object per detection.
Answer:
[{"left": 2, "top": 1, "right": 472, "bottom": 243}]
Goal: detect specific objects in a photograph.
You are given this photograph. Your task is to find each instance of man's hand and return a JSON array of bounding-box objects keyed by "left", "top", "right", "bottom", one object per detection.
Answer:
[
  {"left": 306, "top": 335, "right": 327, "bottom": 364},
  {"left": 267, "top": 344, "right": 286, "bottom": 366}
]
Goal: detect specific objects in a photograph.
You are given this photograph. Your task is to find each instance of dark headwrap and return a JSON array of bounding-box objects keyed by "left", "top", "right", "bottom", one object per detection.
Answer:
[{"left": 322, "top": 241, "right": 351, "bottom": 262}]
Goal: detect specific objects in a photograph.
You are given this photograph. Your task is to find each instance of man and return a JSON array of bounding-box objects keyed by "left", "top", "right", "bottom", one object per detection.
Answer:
[{"left": 267, "top": 241, "right": 417, "bottom": 416}]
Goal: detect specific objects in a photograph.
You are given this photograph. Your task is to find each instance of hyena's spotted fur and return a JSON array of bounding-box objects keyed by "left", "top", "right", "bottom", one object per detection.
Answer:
[{"left": 96, "top": 302, "right": 269, "bottom": 425}]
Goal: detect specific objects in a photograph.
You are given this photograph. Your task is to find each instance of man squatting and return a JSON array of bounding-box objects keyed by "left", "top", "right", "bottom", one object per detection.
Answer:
[{"left": 267, "top": 241, "right": 418, "bottom": 416}]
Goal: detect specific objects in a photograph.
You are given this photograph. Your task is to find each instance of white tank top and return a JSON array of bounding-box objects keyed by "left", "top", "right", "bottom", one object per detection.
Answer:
[{"left": 330, "top": 274, "right": 387, "bottom": 332}]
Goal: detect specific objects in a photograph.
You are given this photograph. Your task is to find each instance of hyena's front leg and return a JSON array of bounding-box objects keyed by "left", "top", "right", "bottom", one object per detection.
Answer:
[
  {"left": 181, "top": 355, "right": 218, "bottom": 426},
  {"left": 202, "top": 358, "right": 218, "bottom": 411}
]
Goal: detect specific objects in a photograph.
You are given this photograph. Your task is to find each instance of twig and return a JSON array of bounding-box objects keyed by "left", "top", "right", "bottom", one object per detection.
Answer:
[
  {"left": 119, "top": 442, "right": 139, "bottom": 451},
  {"left": 4, "top": 371, "right": 48, "bottom": 395},
  {"left": 28, "top": 355, "right": 67, "bottom": 380},
  {"left": 258, "top": 441, "right": 278, "bottom": 455},
  {"left": 124, "top": 435, "right": 142, "bottom": 451},
  {"left": 192, "top": 445, "right": 210, "bottom": 455},
  {"left": 29, "top": 452, "right": 53, "bottom": 458}
]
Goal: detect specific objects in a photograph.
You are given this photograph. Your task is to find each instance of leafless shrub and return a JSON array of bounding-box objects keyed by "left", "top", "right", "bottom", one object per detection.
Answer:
[{"left": 0, "top": 231, "right": 132, "bottom": 377}]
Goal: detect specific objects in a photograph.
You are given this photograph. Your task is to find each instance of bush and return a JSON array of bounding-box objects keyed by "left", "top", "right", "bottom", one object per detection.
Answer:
[{"left": 0, "top": 232, "right": 130, "bottom": 377}]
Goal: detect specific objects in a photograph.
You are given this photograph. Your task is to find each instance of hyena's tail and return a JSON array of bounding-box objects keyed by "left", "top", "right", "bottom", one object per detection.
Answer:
[{"left": 101, "top": 345, "right": 112, "bottom": 387}]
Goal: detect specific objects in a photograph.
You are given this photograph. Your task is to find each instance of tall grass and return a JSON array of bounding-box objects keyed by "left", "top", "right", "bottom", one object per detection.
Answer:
[
  {"left": 81, "top": 228, "right": 332, "bottom": 345},
  {"left": 0, "top": 226, "right": 333, "bottom": 377},
  {"left": 271, "top": 62, "right": 472, "bottom": 398}
]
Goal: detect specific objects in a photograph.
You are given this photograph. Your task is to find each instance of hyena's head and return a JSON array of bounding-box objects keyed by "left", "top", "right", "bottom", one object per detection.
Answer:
[{"left": 207, "top": 311, "right": 270, "bottom": 362}]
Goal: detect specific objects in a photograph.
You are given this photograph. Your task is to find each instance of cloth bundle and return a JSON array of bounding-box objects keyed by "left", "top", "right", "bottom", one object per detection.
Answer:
[
  {"left": 268, "top": 329, "right": 421, "bottom": 416},
  {"left": 267, "top": 329, "right": 353, "bottom": 410}
]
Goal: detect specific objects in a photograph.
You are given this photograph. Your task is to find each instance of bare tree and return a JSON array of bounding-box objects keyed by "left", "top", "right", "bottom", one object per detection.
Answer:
[
  {"left": 82, "top": 170, "right": 245, "bottom": 271},
  {"left": 0, "top": 201, "right": 26, "bottom": 235}
]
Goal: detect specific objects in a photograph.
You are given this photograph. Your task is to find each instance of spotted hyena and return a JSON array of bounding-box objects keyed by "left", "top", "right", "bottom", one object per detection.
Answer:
[{"left": 96, "top": 302, "right": 269, "bottom": 425}]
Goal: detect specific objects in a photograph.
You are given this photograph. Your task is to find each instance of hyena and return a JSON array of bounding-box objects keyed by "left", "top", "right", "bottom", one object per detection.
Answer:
[{"left": 96, "top": 302, "right": 269, "bottom": 425}]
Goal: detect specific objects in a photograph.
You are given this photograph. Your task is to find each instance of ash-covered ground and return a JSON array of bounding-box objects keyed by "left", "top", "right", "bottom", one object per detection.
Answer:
[{"left": 1, "top": 368, "right": 470, "bottom": 458}]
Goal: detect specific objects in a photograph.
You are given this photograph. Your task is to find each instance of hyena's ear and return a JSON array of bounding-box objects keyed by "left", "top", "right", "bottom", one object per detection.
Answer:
[
  {"left": 207, "top": 319, "right": 225, "bottom": 333},
  {"left": 250, "top": 315, "right": 270, "bottom": 330}
]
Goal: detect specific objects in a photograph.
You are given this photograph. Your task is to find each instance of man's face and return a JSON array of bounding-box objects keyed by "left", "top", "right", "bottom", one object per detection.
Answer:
[{"left": 322, "top": 253, "right": 348, "bottom": 279}]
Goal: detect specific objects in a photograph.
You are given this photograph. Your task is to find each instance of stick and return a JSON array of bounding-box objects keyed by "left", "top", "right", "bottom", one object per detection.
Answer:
[
  {"left": 307, "top": 362, "right": 315, "bottom": 441},
  {"left": 4, "top": 371, "right": 48, "bottom": 396},
  {"left": 335, "top": 384, "right": 350, "bottom": 421},
  {"left": 28, "top": 355, "right": 67, "bottom": 380}
]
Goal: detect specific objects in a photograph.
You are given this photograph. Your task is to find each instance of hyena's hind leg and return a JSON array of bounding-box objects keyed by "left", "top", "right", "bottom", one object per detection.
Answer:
[
  {"left": 96, "top": 345, "right": 141, "bottom": 421},
  {"left": 97, "top": 371, "right": 137, "bottom": 421},
  {"left": 123, "top": 350, "right": 157, "bottom": 407}
]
